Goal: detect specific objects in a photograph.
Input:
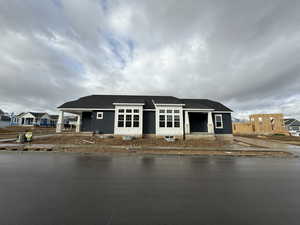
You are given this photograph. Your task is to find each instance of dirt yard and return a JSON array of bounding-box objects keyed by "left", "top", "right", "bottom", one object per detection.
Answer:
[
  {"left": 56, "top": 146, "right": 292, "bottom": 157},
  {"left": 235, "top": 134, "right": 300, "bottom": 146},
  {"left": 0, "top": 126, "right": 56, "bottom": 139},
  {"left": 31, "top": 134, "right": 233, "bottom": 148}
]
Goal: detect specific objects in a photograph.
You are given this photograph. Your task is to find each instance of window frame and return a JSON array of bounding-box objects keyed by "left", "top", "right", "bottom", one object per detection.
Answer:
[
  {"left": 158, "top": 108, "right": 181, "bottom": 128},
  {"left": 117, "top": 107, "right": 140, "bottom": 128},
  {"left": 215, "top": 114, "right": 223, "bottom": 129},
  {"left": 96, "top": 112, "right": 104, "bottom": 120}
]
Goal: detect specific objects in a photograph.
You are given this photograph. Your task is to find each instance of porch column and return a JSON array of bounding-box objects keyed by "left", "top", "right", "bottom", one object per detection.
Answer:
[
  {"left": 76, "top": 113, "right": 82, "bottom": 133},
  {"left": 207, "top": 112, "right": 214, "bottom": 134},
  {"left": 56, "top": 111, "right": 64, "bottom": 133},
  {"left": 184, "top": 111, "right": 190, "bottom": 135}
]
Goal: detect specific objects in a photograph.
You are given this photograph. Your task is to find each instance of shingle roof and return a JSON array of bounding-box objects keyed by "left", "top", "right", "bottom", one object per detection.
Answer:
[
  {"left": 284, "top": 119, "right": 295, "bottom": 125},
  {"left": 285, "top": 118, "right": 300, "bottom": 127},
  {"left": 29, "top": 112, "right": 47, "bottom": 118},
  {"left": 180, "top": 99, "right": 232, "bottom": 111},
  {"left": 58, "top": 95, "right": 232, "bottom": 111},
  {"left": 50, "top": 115, "right": 59, "bottom": 120},
  {"left": 291, "top": 120, "right": 300, "bottom": 126}
]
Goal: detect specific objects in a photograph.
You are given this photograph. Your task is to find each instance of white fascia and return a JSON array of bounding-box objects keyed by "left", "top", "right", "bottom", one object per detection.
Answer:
[
  {"left": 154, "top": 103, "right": 185, "bottom": 107},
  {"left": 21, "top": 112, "right": 36, "bottom": 119},
  {"left": 58, "top": 108, "right": 115, "bottom": 111},
  {"left": 183, "top": 108, "right": 214, "bottom": 112},
  {"left": 213, "top": 111, "right": 232, "bottom": 113},
  {"left": 113, "top": 103, "right": 145, "bottom": 106}
]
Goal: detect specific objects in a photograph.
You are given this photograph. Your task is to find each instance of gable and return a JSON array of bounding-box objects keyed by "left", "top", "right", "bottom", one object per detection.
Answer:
[{"left": 21, "top": 112, "right": 36, "bottom": 118}]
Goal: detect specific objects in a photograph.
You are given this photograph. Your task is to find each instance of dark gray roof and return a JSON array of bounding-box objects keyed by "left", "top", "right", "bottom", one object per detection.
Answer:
[
  {"left": 285, "top": 118, "right": 300, "bottom": 127},
  {"left": 0, "top": 115, "right": 10, "bottom": 121},
  {"left": 29, "top": 112, "right": 47, "bottom": 118},
  {"left": 50, "top": 115, "right": 59, "bottom": 120},
  {"left": 284, "top": 119, "right": 295, "bottom": 125},
  {"left": 16, "top": 112, "right": 25, "bottom": 117},
  {"left": 0, "top": 109, "right": 4, "bottom": 115},
  {"left": 58, "top": 95, "right": 232, "bottom": 111},
  {"left": 291, "top": 121, "right": 300, "bottom": 126},
  {"left": 180, "top": 99, "right": 232, "bottom": 111}
]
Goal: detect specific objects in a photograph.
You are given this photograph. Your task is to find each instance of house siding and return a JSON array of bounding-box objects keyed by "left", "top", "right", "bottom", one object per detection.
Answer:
[
  {"left": 81, "top": 111, "right": 115, "bottom": 133},
  {"left": 143, "top": 111, "right": 156, "bottom": 134},
  {"left": 81, "top": 110, "right": 232, "bottom": 135},
  {"left": 213, "top": 113, "right": 232, "bottom": 134}
]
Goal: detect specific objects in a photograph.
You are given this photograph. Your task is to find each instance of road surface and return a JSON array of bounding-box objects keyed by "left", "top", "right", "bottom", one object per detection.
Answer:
[{"left": 0, "top": 152, "right": 299, "bottom": 225}]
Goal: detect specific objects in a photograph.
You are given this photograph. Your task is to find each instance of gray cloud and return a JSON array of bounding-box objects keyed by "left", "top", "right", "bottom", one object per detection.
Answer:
[{"left": 0, "top": 0, "right": 299, "bottom": 119}]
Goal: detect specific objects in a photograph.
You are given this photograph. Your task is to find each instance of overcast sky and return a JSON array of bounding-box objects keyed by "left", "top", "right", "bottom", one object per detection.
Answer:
[{"left": 0, "top": 0, "right": 299, "bottom": 119}]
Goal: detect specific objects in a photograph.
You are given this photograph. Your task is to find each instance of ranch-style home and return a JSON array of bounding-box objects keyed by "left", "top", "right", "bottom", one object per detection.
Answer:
[
  {"left": 11, "top": 112, "right": 58, "bottom": 127},
  {"left": 57, "top": 95, "right": 233, "bottom": 139}
]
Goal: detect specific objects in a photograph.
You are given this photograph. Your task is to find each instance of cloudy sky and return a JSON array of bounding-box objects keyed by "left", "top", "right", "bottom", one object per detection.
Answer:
[{"left": 0, "top": 0, "right": 300, "bottom": 119}]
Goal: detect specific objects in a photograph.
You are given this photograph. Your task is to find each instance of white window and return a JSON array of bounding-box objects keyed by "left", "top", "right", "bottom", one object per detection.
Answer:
[
  {"left": 215, "top": 114, "right": 223, "bottom": 129},
  {"left": 117, "top": 108, "right": 140, "bottom": 128},
  {"left": 96, "top": 112, "right": 103, "bottom": 119},
  {"left": 159, "top": 109, "right": 181, "bottom": 128}
]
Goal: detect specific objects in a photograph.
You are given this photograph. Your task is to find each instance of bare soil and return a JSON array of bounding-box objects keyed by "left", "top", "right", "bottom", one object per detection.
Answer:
[
  {"left": 32, "top": 135, "right": 233, "bottom": 147},
  {"left": 0, "top": 127, "right": 56, "bottom": 139},
  {"left": 55, "top": 145, "right": 292, "bottom": 157},
  {"left": 235, "top": 134, "right": 300, "bottom": 146}
]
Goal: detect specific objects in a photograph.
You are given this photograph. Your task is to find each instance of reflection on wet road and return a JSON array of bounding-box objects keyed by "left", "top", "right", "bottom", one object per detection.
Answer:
[{"left": 0, "top": 152, "right": 300, "bottom": 225}]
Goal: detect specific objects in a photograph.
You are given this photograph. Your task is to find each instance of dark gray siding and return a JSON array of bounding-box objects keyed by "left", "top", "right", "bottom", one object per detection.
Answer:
[
  {"left": 213, "top": 113, "right": 232, "bottom": 134},
  {"left": 81, "top": 111, "right": 114, "bottom": 133},
  {"left": 143, "top": 111, "right": 155, "bottom": 134}
]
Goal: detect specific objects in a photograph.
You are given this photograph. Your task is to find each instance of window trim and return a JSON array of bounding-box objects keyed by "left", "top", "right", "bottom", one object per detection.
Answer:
[
  {"left": 96, "top": 112, "right": 103, "bottom": 120},
  {"left": 215, "top": 114, "right": 223, "bottom": 129},
  {"left": 117, "top": 107, "right": 140, "bottom": 128},
  {"left": 158, "top": 108, "right": 181, "bottom": 128}
]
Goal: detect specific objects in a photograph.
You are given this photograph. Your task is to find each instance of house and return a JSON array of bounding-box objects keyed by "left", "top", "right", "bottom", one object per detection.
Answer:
[
  {"left": 49, "top": 115, "right": 59, "bottom": 127},
  {"left": 12, "top": 112, "right": 58, "bottom": 127},
  {"left": 284, "top": 118, "right": 300, "bottom": 136},
  {"left": 0, "top": 109, "right": 10, "bottom": 121},
  {"left": 64, "top": 116, "right": 78, "bottom": 129},
  {"left": 0, "top": 109, "right": 11, "bottom": 128},
  {"left": 57, "top": 95, "right": 233, "bottom": 140},
  {"left": 233, "top": 113, "right": 289, "bottom": 135},
  {"left": 10, "top": 112, "right": 25, "bottom": 126}
]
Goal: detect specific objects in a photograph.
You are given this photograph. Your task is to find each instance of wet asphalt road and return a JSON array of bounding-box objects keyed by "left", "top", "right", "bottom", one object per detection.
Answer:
[{"left": 0, "top": 152, "right": 300, "bottom": 225}]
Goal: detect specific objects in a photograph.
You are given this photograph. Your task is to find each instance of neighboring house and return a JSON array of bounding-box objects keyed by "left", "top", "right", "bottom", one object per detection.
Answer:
[
  {"left": 284, "top": 119, "right": 300, "bottom": 136},
  {"left": 10, "top": 112, "right": 25, "bottom": 126},
  {"left": 0, "top": 109, "right": 11, "bottom": 128},
  {"left": 64, "top": 116, "right": 77, "bottom": 129},
  {"left": 233, "top": 113, "right": 289, "bottom": 135},
  {"left": 0, "top": 109, "right": 4, "bottom": 118},
  {"left": 49, "top": 115, "right": 59, "bottom": 127},
  {"left": 12, "top": 112, "right": 58, "bottom": 127},
  {"left": 56, "top": 95, "right": 233, "bottom": 139}
]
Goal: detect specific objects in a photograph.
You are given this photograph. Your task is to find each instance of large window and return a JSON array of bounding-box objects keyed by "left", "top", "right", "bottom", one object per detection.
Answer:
[
  {"left": 159, "top": 109, "right": 181, "bottom": 128},
  {"left": 215, "top": 114, "right": 223, "bottom": 129},
  {"left": 117, "top": 108, "right": 140, "bottom": 128}
]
